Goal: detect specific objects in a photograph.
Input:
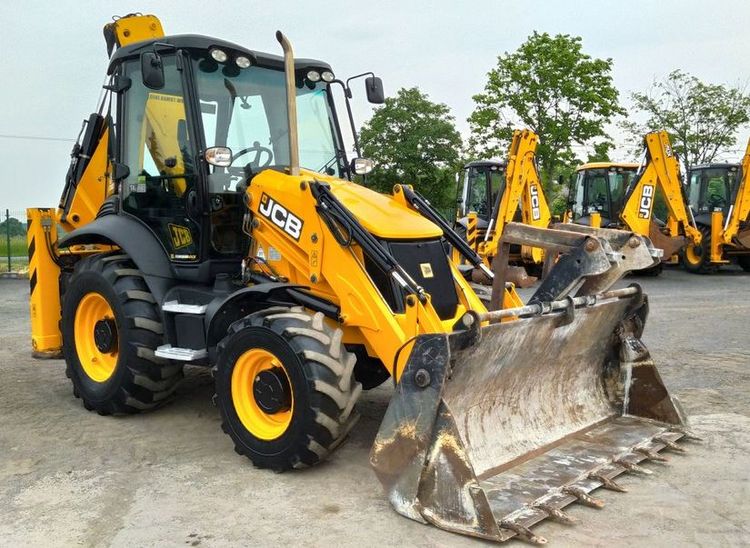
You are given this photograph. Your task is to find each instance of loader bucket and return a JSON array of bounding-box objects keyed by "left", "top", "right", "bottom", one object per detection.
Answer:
[{"left": 371, "top": 287, "right": 691, "bottom": 544}]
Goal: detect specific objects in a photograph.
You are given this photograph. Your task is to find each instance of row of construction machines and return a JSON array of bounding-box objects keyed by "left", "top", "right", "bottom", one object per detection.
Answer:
[
  {"left": 453, "top": 129, "right": 553, "bottom": 292},
  {"left": 27, "top": 13, "right": 695, "bottom": 545},
  {"left": 568, "top": 132, "right": 750, "bottom": 274},
  {"left": 458, "top": 130, "right": 750, "bottom": 277}
]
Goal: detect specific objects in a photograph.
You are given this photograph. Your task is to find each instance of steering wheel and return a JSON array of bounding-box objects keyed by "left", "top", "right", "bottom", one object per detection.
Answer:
[
  {"left": 229, "top": 141, "right": 273, "bottom": 177},
  {"left": 708, "top": 193, "right": 726, "bottom": 208}
]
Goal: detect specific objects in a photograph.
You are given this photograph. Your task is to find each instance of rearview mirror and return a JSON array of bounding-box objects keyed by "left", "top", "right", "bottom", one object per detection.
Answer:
[
  {"left": 365, "top": 76, "right": 385, "bottom": 104},
  {"left": 141, "top": 51, "right": 164, "bottom": 89},
  {"left": 351, "top": 157, "right": 374, "bottom": 175},
  {"left": 205, "top": 146, "right": 232, "bottom": 167}
]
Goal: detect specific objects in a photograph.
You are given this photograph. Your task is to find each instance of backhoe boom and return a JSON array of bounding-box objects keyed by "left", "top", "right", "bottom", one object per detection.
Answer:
[{"left": 620, "top": 131, "right": 702, "bottom": 256}]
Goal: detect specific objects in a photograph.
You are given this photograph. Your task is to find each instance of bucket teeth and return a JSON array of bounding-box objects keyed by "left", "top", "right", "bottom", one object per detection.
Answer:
[
  {"left": 654, "top": 435, "right": 687, "bottom": 453},
  {"left": 635, "top": 446, "right": 669, "bottom": 462},
  {"left": 669, "top": 426, "right": 703, "bottom": 442},
  {"left": 533, "top": 503, "right": 578, "bottom": 524},
  {"left": 499, "top": 520, "right": 548, "bottom": 545},
  {"left": 589, "top": 472, "right": 628, "bottom": 492},
  {"left": 563, "top": 486, "right": 605, "bottom": 508},
  {"left": 616, "top": 458, "right": 653, "bottom": 475}
]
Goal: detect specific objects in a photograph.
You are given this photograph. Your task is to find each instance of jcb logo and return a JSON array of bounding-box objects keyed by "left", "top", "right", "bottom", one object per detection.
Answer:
[
  {"left": 168, "top": 224, "right": 193, "bottom": 249},
  {"left": 258, "top": 193, "right": 303, "bottom": 241},
  {"left": 638, "top": 185, "right": 655, "bottom": 219},
  {"left": 529, "top": 184, "right": 541, "bottom": 221}
]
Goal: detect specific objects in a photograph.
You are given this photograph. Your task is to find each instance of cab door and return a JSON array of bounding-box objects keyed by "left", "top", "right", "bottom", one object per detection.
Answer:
[{"left": 118, "top": 53, "right": 203, "bottom": 262}]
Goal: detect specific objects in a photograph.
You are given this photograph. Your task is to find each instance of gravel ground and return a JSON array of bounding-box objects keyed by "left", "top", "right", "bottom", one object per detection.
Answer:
[{"left": 1, "top": 266, "right": 748, "bottom": 547}]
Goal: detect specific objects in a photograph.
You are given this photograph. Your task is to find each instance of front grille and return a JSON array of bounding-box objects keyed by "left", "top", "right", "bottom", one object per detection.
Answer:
[{"left": 364, "top": 238, "right": 459, "bottom": 321}]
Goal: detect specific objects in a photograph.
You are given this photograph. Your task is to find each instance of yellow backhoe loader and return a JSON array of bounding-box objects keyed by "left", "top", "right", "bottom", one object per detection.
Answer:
[
  {"left": 454, "top": 129, "right": 552, "bottom": 288},
  {"left": 567, "top": 131, "right": 702, "bottom": 275},
  {"left": 682, "top": 139, "right": 750, "bottom": 273},
  {"left": 27, "top": 14, "right": 694, "bottom": 544}
]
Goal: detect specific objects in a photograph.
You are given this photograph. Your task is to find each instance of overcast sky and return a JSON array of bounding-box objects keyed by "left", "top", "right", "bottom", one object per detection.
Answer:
[{"left": 1, "top": 0, "right": 749, "bottom": 212}]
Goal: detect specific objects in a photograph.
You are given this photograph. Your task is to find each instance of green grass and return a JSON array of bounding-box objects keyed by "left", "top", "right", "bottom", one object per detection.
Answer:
[
  {"left": 0, "top": 235, "right": 27, "bottom": 257},
  {"left": 3, "top": 256, "right": 28, "bottom": 272}
]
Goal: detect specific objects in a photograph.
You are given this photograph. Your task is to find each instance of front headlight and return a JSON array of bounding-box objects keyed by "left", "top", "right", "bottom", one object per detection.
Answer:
[
  {"left": 235, "top": 56, "right": 252, "bottom": 68},
  {"left": 210, "top": 48, "right": 228, "bottom": 63}
]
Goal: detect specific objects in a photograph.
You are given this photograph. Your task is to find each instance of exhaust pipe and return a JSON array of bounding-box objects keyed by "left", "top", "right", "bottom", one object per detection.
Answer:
[{"left": 276, "top": 31, "right": 300, "bottom": 176}]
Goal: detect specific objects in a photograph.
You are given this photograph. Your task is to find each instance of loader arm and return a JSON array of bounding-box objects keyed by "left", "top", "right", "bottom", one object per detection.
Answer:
[{"left": 620, "top": 131, "right": 702, "bottom": 257}]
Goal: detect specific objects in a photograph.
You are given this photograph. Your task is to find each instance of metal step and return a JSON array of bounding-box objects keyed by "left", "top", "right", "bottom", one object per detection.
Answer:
[
  {"left": 155, "top": 344, "right": 207, "bottom": 361},
  {"left": 162, "top": 300, "right": 207, "bottom": 314}
]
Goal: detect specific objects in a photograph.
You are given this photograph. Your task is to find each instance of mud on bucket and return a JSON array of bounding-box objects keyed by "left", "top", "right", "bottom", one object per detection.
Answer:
[{"left": 370, "top": 289, "right": 691, "bottom": 544}]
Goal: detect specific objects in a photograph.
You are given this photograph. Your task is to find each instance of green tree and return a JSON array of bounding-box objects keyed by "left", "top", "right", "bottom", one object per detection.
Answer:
[
  {"left": 359, "top": 87, "right": 463, "bottom": 214},
  {"left": 624, "top": 70, "right": 750, "bottom": 171},
  {"left": 587, "top": 141, "right": 614, "bottom": 163},
  {"left": 0, "top": 216, "right": 25, "bottom": 237},
  {"left": 469, "top": 32, "right": 624, "bottom": 186}
]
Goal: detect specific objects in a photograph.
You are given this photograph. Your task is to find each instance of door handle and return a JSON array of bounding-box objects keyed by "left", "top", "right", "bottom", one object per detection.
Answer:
[{"left": 186, "top": 189, "right": 200, "bottom": 217}]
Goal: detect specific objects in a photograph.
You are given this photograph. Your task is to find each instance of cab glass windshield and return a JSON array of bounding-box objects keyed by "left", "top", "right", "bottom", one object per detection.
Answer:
[{"left": 192, "top": 54, "right": 344, "bottom": 190}]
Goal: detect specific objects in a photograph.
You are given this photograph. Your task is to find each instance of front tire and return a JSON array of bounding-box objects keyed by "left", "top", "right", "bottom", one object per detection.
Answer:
[
  {"left": 61, "top": 253, "right": 183, "bottom": 414},
  {"left": 215, "top": 306, "right": 362, "bottom": 470}
]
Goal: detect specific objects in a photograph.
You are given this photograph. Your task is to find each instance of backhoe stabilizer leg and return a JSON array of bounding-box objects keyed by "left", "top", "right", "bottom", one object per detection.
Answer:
[{"left": 26, "top": 208, "right": 63, "bottom": 358}]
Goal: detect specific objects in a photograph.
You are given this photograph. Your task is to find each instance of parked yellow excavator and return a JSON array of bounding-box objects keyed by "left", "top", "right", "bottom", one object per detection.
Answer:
[
  {"left": 682, "top": 139, "right": 750, "bottom": 272},
  {"left": 27, "top": 14, "right": 693, "bottom": 544},
  {"left": 454, "top": 129, "right": 551, "bottom": 288},
  {"left": 567, "top": 131, "right": 702, "bottom": 274}
]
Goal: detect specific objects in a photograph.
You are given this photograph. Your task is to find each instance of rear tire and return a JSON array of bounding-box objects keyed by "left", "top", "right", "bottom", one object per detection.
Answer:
[
  {"left": 61, "top": 253, "right": 183, "bottom": 414},
  {"left": 682, "top": 225, "right": 718, "bottom": 274},
  {"left": 215, "top": 306, "right": 362, "bottom": 470},
  {"left": 737, "top": 255, "right": 750, "bottom": 272}
]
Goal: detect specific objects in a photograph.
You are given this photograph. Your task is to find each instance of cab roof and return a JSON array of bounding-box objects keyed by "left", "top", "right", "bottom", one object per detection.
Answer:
[
  {"left": 108, "top": 34, "right": 332, "bottom": 75},
  {"left": 690, "top": 162, "right": 740, "bottom": 170},
  {"left": 576, "top": 162, "right": 639, "bottom": 171},
  {"left": 464, "top": 160, "right": 506, "bottom": 170}
]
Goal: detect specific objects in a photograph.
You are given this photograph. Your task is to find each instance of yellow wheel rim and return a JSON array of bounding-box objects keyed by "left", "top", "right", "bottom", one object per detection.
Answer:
[
  {"left": 74, "top": 292, "right": 119, "bottom": 383},
  {"left": 685, "top": 242, "right": 703, "bottom": 265},
  {"left": 232, "top": 349, "right": 293, "bottom": 440}
]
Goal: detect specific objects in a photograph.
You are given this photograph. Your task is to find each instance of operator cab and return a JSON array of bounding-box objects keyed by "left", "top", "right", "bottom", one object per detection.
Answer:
[
  {"left": 456, "top": 160, "right": 506, "bottom": 230},
  {"left": 570, "top": 163, "right": 639, "bottom": 226},
  {"left": 106, "top": 34, "right": 358, "bottom": 279},
  {"left": 686, "top": 163, "right": 740, "bottom": 225}
]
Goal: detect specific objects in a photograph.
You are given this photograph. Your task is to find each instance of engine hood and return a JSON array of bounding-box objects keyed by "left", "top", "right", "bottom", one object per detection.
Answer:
[{"left": 312, "top": 172, "right": 443, "bottom": 240}]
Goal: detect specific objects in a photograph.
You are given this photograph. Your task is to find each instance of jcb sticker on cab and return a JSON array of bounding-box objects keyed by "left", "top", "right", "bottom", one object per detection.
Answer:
[
  {"left": 258, "top": 193, "right": 304, "bottom": 240},
  {"left": 168, "top": 223, "right": 193, "bottom": 249}
]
